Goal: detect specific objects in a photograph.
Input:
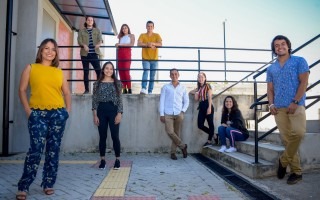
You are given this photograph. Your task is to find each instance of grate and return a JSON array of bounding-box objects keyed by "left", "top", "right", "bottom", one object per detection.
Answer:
[{"left": 192, "top": 153, "right": 279, "bottom": 200}]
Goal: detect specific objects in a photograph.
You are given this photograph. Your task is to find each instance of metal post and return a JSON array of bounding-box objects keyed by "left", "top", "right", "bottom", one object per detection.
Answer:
[
  {"left": 115, "top": 47, "right": 119, "bottom": 78},
  {"left": 198, "top": 49, "right": 201, "bottom": 73},
  {"left": 2, "top": 0, "right": 13, "bottom": 157},
  {"left": 253, "top": 79, "right": 259, "bottom": 163},
  {"left": 223, "top": 20, "right": 227, "bottom": 81}
]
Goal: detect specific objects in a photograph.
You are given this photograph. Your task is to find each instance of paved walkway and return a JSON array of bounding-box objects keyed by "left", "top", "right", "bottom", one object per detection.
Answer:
[{"left": 0, "top": 152, "right": 319, "bottom": 200}]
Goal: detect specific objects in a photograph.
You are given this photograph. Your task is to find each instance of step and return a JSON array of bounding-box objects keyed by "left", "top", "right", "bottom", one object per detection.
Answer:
[
  {"left": 202, "top": 146, "right": 276, "bottom": 178},
  {"left": 248, "top": 130, "right": 283, "bottom": 145},
  {"left": 237, "top": 140, "right": 284, "bottom": 163},
  {"left": 306, "top": 120, "right": 320, "bottom": 133}
]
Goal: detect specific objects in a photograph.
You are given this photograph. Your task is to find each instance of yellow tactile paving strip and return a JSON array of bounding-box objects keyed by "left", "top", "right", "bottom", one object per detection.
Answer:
[
  {"left": 1, "top": 159, "right": 132, "bottom": 198},
  {"left": 94, "top": 167, "right": 131, "bottom": 197}
]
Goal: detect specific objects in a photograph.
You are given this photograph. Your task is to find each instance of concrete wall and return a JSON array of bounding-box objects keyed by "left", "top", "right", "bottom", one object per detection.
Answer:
[
  {"left": 11, "top": 93, "right": 254, "bottom": 153},
  {"left": 11, "top": 0, "right": 40, "bottom": 152},
  {"left": 64, "top": 94, "right": 254, "bottom": 153}
]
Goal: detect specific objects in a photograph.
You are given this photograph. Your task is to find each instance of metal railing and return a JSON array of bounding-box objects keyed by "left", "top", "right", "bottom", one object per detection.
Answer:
[
  {"left": 58, "top": 37, "right": 319, "bottom": 166},
  {"left": 58, "top": 45, "right": 273, "bottom": 86},
  {"left": 249, "top": 34, "right": 320, "bottom": 164}
]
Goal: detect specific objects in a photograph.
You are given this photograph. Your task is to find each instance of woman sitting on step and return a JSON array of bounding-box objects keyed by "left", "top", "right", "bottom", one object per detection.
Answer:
[{"left": 218, "top": 96, "right": 249, "bottom": 153}]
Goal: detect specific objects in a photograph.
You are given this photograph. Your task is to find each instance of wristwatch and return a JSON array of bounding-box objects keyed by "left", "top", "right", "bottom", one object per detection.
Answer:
[{"left": 292, "top": 99, "right": 299, "bottom": 104}]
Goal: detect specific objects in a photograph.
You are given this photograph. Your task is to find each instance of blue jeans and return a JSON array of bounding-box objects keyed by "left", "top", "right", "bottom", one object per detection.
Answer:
[
  {"left": 218, "top": 126, "right": 248, "bottom": 147},
  {"left": 18, "top": 108, "right": 69, "bottom": 192},
  {"left": 141, "top": 60, "right": 158, "bottom": 93}
]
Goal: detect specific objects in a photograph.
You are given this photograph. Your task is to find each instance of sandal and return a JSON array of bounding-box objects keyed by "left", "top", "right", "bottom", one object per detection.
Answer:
[
  {"left": 16, "top": 191, "right": 27, "bottom": 200},
  {"left": 43, "top": 188, "right": 54, "bottom": 195}
]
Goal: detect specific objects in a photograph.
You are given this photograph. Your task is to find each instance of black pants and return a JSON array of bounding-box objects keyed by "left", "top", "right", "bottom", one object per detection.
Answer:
[
  {"left": 97, "top": 102, "right": 121, "bottom": 157},
  {"left": 197, "top": 100, "right": 215, "bottom": 141},
  {"left": 81, "top": 53, "right": 101, "bottom": 91}
]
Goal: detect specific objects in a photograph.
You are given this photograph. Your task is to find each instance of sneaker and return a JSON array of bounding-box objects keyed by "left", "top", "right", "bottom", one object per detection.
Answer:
[
  {"left": 83, "top": 90, "right": 89, "bottom": 94},
  {"left": 140, "top": 88, "right": 147, "bottom": 94},
  {"left": 99, "top": 159, "right": 106, "bottom": 169},
  {"left": 113, "top": 159, "right": 120, "bottom": 170},
  {"left": 218, "top": 145, "right": 227, "bottom": 152},
  {"left": 225, "top": 147, "right": 237, "bottom": 153},
  {"left": 287, "top": 173, "right": 302, "bottom": 185},
  {"left": 277, "top": 159, "right": 287, "bottom": 179},
  {"left": 203, "top": 142, "right": 212, "bottom": 147}
]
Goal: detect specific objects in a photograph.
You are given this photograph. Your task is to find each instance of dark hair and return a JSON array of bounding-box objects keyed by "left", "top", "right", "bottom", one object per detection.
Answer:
[
  {"left": 222, "top": 95, "right": 239, "bottom": 115},
  {"left": 271, "top": 35, "right": 292, "bottom": 56},
  {"left": 169, "top": 68, "right": 179, "bottom": 74},
  {"left": 35, "top": 38, "right": 59, "bottom": 67},
  {"left": 96, "top": 61, "right": 120, "bottom": 96},
  {"left": 84, "top": 16, "right": 96, "bottom": 28},
  {"left": 197, "top": 72, "right": 207, "bottom": 90},
  {"left": 146, "top": 20, "right": 154, "bottom": 27},
  {"left": 118, "top": 24, "right": 131, "bottom": 39}
]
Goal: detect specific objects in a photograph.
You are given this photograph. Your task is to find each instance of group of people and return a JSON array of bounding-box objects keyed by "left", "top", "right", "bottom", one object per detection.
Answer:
[
  {"left": 15, "top": 26, "right": 309, "bottom": 199},
  {"left": 161, "top": 69, "right": 249, "bottom": 161},
  {"left": 78, "top": 16, "right": 162, "bottom": 95}
]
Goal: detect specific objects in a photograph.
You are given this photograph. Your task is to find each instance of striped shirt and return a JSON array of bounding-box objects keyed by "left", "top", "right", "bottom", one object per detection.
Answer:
[
  {"left": 197, "top": 83, "right": 212, "bottom": 101},
  {"left": 87, "top": 29, "right": 95, "bottom": 54}
]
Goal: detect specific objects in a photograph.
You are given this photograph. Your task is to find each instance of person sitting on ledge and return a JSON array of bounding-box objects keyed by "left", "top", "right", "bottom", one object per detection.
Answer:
[{"left": 218, "top": 95, "right": 249, "bottom": 153}]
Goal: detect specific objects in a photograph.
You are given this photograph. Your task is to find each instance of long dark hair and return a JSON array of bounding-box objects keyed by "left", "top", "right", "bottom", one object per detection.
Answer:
[
  {"left": 197, "top": 72, "right": 207, "bottom": 90},
  {"left": 35, "top": 38, "right": 59, "bottom": 67},
  {"left": 271, "top": 35, "right": 292, "bottom": 56},
  {"left": 96, "top": 61, "right": 120, "bottom": 95},
  {"left": 84, "top": 16, "right": 97, "bottom": 28},
  {"left": 118, "top": 24, "right": 131, "bottom": 39},
  {"left": 222, "top": 95, "right": 239, "bottom": 115}
]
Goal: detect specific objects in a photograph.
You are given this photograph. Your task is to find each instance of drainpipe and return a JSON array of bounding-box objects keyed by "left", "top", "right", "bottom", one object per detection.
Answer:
[{"left": 2, "top": 0, "right": 13, "bottom": 156}]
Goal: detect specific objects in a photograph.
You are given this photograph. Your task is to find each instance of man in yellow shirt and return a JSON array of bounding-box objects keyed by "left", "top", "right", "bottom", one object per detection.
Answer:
[{"left": 138, "top": 21, "right": 162, "bottom": 94}]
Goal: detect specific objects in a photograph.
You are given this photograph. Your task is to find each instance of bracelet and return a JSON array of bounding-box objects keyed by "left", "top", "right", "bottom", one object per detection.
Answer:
[{"left": 268, "top": 104, "right": 275, "bottom": 108}]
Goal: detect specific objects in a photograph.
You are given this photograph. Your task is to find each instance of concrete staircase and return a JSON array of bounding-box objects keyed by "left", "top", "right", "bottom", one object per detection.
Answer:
[{"left": 201, "top": 129, "right": 320, "bottom": 179}]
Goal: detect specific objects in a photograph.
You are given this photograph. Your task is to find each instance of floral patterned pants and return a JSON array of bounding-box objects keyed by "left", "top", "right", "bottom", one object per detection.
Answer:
[{"left": 17, "top": 108, "right": 69, "bottom": 192}]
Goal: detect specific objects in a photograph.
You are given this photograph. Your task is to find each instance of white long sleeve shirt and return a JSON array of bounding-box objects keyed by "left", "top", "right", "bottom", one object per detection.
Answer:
[{"left": 159, "top": 82, "right": 189, "bottom": 116}]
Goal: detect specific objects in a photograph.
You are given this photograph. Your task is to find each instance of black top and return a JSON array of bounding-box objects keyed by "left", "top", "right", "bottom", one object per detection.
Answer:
[{"left": 221, "top": 109, "right": 249, "bottom": 135}]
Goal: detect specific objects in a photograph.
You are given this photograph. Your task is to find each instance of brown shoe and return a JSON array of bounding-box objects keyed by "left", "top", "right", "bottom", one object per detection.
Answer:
[
  {"left": 182, "top": 144, "right": 188, "bottom": 158},
  {"left": 170, "top": 153, "right": 177, "bottom": 160}
]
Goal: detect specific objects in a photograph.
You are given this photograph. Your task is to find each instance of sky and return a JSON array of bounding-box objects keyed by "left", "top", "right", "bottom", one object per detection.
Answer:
[{"left": 105, "top": 0, "right": 320, "bottom": 82}]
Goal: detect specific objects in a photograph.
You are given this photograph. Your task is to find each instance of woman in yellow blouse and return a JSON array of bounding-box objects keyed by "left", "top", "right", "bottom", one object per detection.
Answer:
[{"left": 16, "top": 38, "right": 71, "bottom": 200}]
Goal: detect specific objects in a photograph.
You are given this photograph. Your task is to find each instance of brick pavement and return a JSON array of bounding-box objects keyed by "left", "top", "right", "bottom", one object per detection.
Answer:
[{"left": 0, "top": 152, "right": 247, "bottom": 200}]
